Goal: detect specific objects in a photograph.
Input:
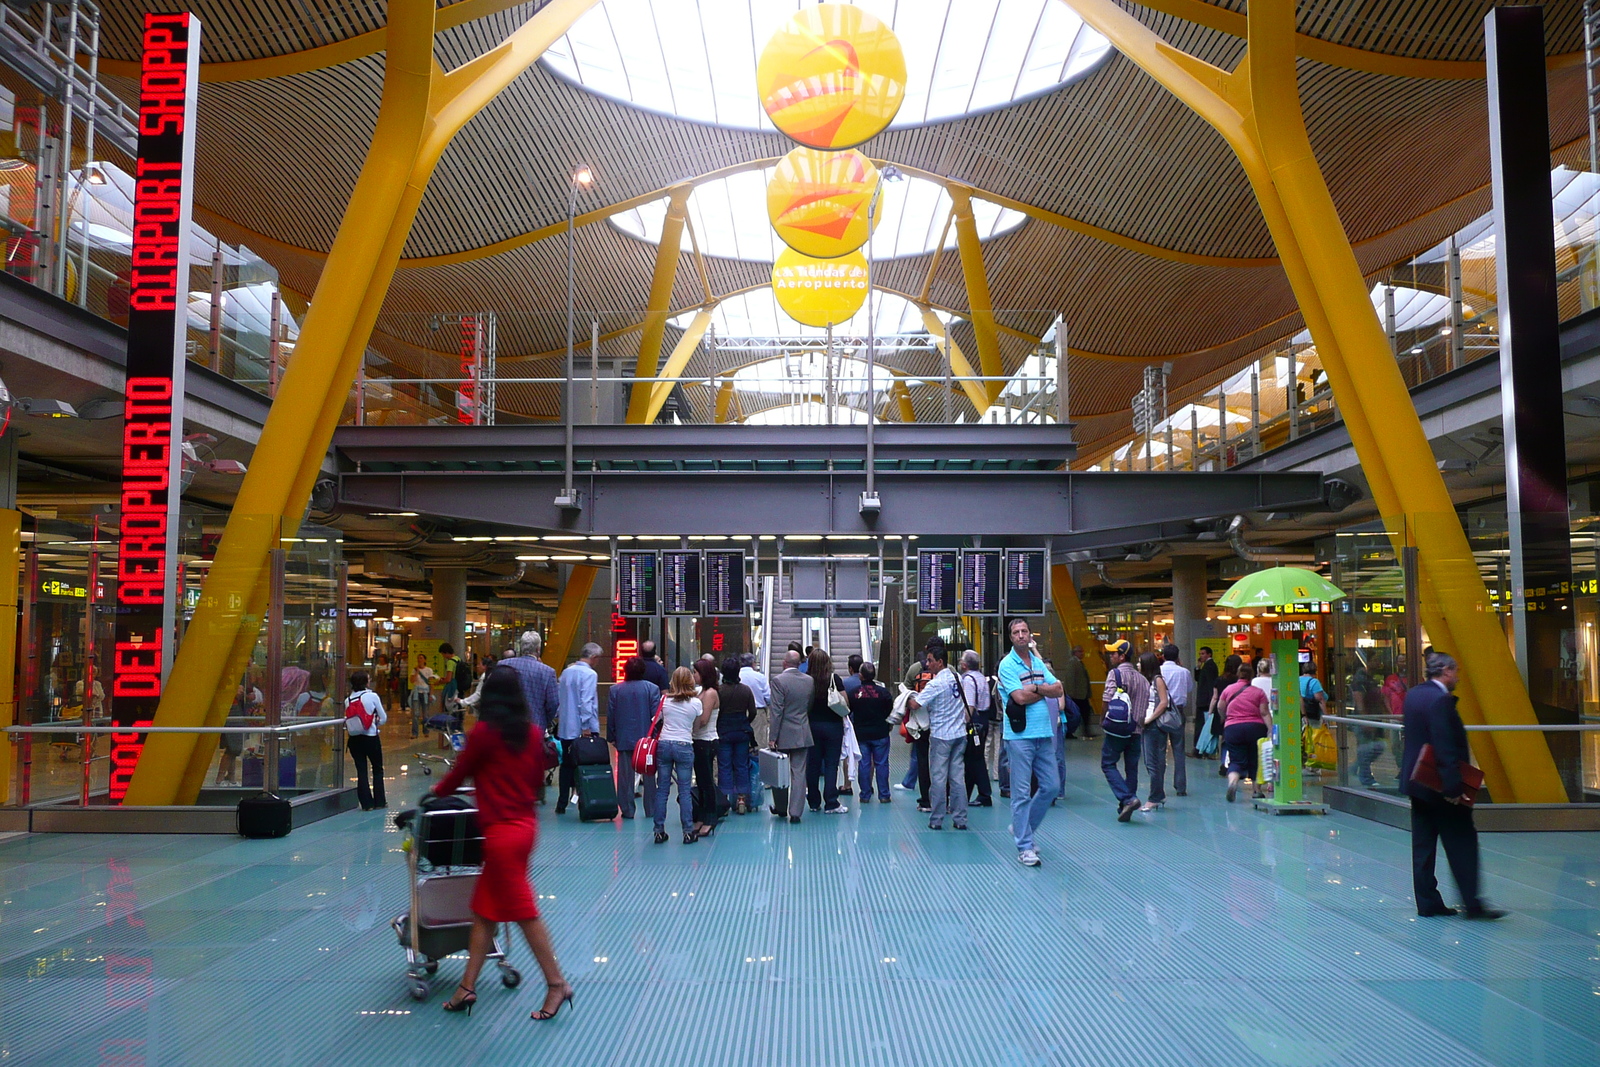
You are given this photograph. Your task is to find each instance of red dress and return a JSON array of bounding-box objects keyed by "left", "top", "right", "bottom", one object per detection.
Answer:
[{"left": 431, "top": 721, "right": 547, "bottom": 922}]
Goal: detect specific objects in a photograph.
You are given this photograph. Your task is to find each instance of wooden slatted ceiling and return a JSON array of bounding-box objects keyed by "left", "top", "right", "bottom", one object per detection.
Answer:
[{"left": 98, "top": 0, "right": 396, "bottom": 63}]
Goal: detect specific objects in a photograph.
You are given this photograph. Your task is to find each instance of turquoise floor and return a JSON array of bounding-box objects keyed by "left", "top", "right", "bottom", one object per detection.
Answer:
[{"left": 2, "top": 741, "right": 1598, "bottom": 1067}]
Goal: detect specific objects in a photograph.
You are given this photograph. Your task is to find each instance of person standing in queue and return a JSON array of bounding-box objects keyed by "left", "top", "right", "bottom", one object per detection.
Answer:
[
  {"left": 433, "top": 666, "right": 575, "bottom": 1022},
  {"left": 553, "top": 643, "right": 602, "bottom": 815},
  {"left": 997, "top": 619, "right": 1064, "bottom": 867},
  {"left": 715, "top": 656, "right": 757, "bottom": 815},
  {"left": 1192, "top": 646, "right": 1219, "bottom": 756},
  {"left": 909, "top": 643, "right": 969, "bottom": 831},
  {"left": 499, "top": 631, "right": 560, "bottom": 735},
  {"left": 1218, "top": 662, "right": 1271, "bottom": 802},
  {"left": 638, "top": 640, "right": 670, "bottom": 690},
  {"left": 1401, "top": 652, "right": 1506, "bottom": 920},
  {"left": 651, "top": 667, "right": 707, "bottom": 844},
  {"left": 1101, "top": 640, "right": 1149, "bottom": 822},
  {"left": 849, "top": 663, "right": 894, "bottom": 802},
  {"left": 958, "top": 650, "right": 994, "bottom": 807},
  {"left": 691, "top": 659, "right": 721, "bottom": 837},
  {"left": 767, "top": 650, "right": 814, "bottom": 822},
  {"left": 606, "top": 656, "right": 660, "bottom": 820},
  {"left": 901, "top": 644, "right": 940, "bottom": 811},
  {"left": 803, "top": 649, "right": 849, "bottom": 815}
]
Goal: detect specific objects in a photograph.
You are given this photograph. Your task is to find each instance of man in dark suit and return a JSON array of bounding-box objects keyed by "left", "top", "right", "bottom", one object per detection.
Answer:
[{"left": 1399, "top": 651, "right": 1505, "bottom": 920}]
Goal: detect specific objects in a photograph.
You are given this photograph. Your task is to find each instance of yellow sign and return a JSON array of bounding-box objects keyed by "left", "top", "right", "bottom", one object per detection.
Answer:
[
  {"left": 767, "top": 147, "right": 880, "bottom": 258},
  {"left": 756, "top": 3, "right": 906, "bottom": 149},
  {"left": 771, "top": 247, "right": 868, "bottom": 328}
]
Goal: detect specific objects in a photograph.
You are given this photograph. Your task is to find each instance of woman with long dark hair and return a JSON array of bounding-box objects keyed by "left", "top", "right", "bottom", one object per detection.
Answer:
[
  {"left": 431, "top": 665, "right": 574, "bottom": 1022},
  {"left": 691, "top": 659, "right": 721, "bottom": 838},
  {"left": 715, "top": 655, "right": 757, "bottom": 814},
  {"left": 803, "top": 648, "right": 849, "bottom": 814}
]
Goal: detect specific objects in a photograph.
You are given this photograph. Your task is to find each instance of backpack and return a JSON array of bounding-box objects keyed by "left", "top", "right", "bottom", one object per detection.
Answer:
[
  {"left": 455, "top": 658, "right": 472, "bottom": 693},
  {"left": 344, "top": 690, "right": 376, "bottom": 733},
  {"left": 1101, "top": 665, "right": 1137, "bottom": 737}
]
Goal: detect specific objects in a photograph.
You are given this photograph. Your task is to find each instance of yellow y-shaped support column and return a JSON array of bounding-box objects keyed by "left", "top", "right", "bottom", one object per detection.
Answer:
[
  {"left": 543, "top": 565, "right": 599, "bottom": 671},
  {"left": 628, "top": 186, "right": 693, "bottom": 424},
  {"left": 128, "top": 0, "right": 602, "bottom": 804},
  {"left": 918, "top": 308, "right": 991, "bottom": 415},
  {"left": 947, "top": 185, "right": 1003, "bottom": 406},
  {"left": 643, "top": 306, "right": 716, "bottom": 423},
  {"left": 1057, "top": 0, "right": 1560, "bottom": 800},
  {"left": 1051, "top": 564, "right": 1106, "bottom": 708}
]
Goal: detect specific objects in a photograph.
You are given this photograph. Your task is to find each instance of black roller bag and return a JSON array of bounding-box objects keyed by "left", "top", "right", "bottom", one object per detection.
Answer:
[{"left": 238, "top": 792, "right": 292, "bottom": 838}]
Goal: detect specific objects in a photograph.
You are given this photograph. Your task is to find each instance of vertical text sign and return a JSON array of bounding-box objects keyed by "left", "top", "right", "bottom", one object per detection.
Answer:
[{"left": 110, "top": 12, "right": 201, "bottom": 802}]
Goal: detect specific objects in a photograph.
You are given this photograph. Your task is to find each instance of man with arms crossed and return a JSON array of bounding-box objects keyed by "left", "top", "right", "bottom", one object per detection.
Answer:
[{"left": 997, "top": 618, "right": 1064, "bottom": 867}]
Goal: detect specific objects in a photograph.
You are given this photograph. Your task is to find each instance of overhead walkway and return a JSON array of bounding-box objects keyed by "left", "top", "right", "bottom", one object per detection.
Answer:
[{"left": 1, "top": 743, "right": 1595, "bottom": 1067}]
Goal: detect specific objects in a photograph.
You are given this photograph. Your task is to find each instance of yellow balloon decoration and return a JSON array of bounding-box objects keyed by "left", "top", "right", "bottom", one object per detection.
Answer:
[
  {"left": 771, "top": 247, "right": 868, "bottom": 329},
  {"left": 767, "top": 147, "right": 880, "bottom": 259},
  {"left": 756, "top": 3, "right": 906, "bottom": 150}
]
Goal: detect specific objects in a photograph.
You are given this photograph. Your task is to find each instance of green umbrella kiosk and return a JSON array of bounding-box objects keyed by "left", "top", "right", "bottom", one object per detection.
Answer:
[{"left": 1216, "top": 567, "right": 1346, "bottom": 815}]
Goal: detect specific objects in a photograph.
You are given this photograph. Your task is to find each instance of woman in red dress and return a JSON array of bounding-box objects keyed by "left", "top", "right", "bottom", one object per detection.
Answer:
[{"left": 431, "top": 665, "right": 574, "bottom": 1021}]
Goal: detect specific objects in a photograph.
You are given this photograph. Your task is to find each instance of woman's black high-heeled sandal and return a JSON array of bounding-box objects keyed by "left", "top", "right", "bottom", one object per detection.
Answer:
[
  {"left": 443, "top": 985, "right": 477, "bottom": 1016},
  {"left": 531, "top": 983, "right": 574, "bottom": 1021},
  {"left": 683, "top": 831, "right": 697, "bottom": 844},
  {"left": 653, "top": 829, "right": 669, "bottom": 843}
]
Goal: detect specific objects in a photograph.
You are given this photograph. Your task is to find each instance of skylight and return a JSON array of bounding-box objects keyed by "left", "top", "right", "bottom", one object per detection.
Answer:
[
  {"left": 673, "top": 287, "right": 946, "bottom": 338},
  {"left": 613, "top": 168, "right": 1026, "bottom": 261},
  {"left": 544, "top": 0, "right": 1112, "bottom": 130}
]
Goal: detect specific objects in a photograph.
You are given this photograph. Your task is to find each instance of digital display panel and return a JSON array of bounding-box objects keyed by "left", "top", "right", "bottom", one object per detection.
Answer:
[
  {"left": 616, "top": 551, "right": 659, "bottom": 616},
  {"left": 960, "top": 548, "right": 1003, "bottom": 616},
  {"left": 1004, "top": 548, "right": 1049, "bottom": 616},
  {"left": 916, "top": 549, "right": 958, "bottom": 615},
  {"left": 705, "top": 549, "right": 747, "bottom": 616},
  {"left": 661, "top": 550, "right": 703, "bottom": 616}
]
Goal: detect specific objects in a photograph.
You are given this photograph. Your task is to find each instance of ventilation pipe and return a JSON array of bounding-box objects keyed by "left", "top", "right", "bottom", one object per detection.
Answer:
[
  {"left": 1226, "top": 515, "right": 1315, "bottom": 563},
  {"left": 1093, "top": 561, "right": 1177, "bottom": 588},
  {"left": 466, "top": 562, "right": 528, "bottom": 586}
]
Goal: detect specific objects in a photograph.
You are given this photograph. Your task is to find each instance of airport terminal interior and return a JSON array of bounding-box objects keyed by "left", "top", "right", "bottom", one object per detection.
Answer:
[{"left": 1, "top": 0, "right": 1599, "bottom": 1064}]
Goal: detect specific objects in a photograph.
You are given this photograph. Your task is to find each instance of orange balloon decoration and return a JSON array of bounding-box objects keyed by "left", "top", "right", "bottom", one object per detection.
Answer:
[
  {"left": 767, "top": 147, "right": 880, "bottom": 259},
  {"left": 756, "top": 3, "right": 906, "bottom": 150},
  {"left": 771, "top": 247, "right": 869, "bottom": 329}
]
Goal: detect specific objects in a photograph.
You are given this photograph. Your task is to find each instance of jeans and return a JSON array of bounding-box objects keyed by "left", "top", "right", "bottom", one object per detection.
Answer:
[
  {"left": 901, "top": 741, "right": 920, "bottom": 788},
  {"left": 1005, "top": 737, "right": 1060, "bottom": 852},
  {"left": 614, "top": 744, "right": 654, "bottom": 819},
  {"left": 692, "top": 739, "right": 719, "bottom": 823},
  {"left": 806, "top": 719, "right": 845, "bottom": 810},
  {"left": 653, "top": 739, "right": 694, "bottom": 833},
  {"left": 1144, "top": 719, "right": 1186, "bottom": 803},
  {"left": 1053, "top": 712, "right": 1066, "bottom": 798},
  {"left": 1101, "top": 732, "right": 1141, "bottom": 805},
  {"left": 858, "top": 736, "right": 891, "bottom": 799},
  {"left": 964, "top": 725, "right": 992, "bottom": 802},
  {"left": 929, "top": 736, "right": 968, "bottom": 827},
  {"left": 347, "top": 734, "right": 386, "bottom": 808},
  {"left": 717, "top": 732, "right": 751, "bottom": 801}
]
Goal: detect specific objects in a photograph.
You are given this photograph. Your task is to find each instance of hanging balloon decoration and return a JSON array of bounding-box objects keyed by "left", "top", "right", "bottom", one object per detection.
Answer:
[
  {"left": 756, "top": 3, "right": 906, "bottom": 150},
  {"left": 767, "top": 147, "right": 880, "bottom": 259},
  {"left": 770, "top": 247, "right": 868, "bottom": 328}
]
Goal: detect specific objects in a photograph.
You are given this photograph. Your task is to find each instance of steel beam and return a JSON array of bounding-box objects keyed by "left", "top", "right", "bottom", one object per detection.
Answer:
[
  {"left": 628, "top": 185, "right": 692, "bottom": 424},
  {"left": 337, "top": 469, "right": 1329, "bottom": 537}
]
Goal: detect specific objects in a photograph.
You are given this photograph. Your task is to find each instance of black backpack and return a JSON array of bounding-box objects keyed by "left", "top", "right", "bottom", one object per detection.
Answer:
[{"left": 455, "top": 658, "right": 472, "bottom": 693}]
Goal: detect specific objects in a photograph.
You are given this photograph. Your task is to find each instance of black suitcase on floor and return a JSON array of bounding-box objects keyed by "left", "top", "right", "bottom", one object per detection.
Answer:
[
  {"left": 692, "top": 784, "right": 731, "bottom": 823},
  {"left": 238, "top": 793, "right": 292, "bottom": 838},
  {"left": 575, "top": 763, "right": 618, "bottom": 821},
  {"left": 570, "top": 736, "right": 611, "bottom": 766}
]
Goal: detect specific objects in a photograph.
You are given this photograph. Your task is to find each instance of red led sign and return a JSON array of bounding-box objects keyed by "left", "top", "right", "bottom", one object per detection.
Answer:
[
  {"left": 110, "top": 12, "right": 201, "bottom": 802},
  {"left": 456, "top": 315, "right": 481, "bottom": 424}
]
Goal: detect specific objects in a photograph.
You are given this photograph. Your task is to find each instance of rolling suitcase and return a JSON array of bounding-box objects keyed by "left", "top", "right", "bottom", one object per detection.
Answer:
[
  {"left": 238, "top": 793, "right": 292, "bottom": 838},
  {"left": 575, "top": 763, "right": 618, "bottom": 821},
  {"left": 758, "top": 747, "right": 790, "bottom": 815}
]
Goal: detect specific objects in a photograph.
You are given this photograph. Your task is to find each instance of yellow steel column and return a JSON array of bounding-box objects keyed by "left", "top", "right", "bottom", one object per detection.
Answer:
[
  {"left": 628, "top": 186, "right": 693, "bottom": 424},
  {"left": 714, "top": 378, "right": 736, "bottom": 423},
  {"left": 947, "top": 185, "right": 1003, "bottom": 406},
  {"left": 0, "top": 508, "right": 18, "bottom": 804},
  {"left": 1055, "top": 0, "right": 1554, "bottom": 800},
  {"left": 892, "top": 379, "right": 916, "bottom": 422},
  {"left": 542, "top": 564, "right": 599, "bottom": 671},
  {"left": 1051, "top": 564, "right": 1106, "bottom": 706},
  {"left": 131, "top": 0, "right": 604, "bottom": 804},
  {"left": 643, "top": 306, "right": 715, "bottom": 423},
  {"left": 918, "top": 307, "right": 991, "bottom": 414}
]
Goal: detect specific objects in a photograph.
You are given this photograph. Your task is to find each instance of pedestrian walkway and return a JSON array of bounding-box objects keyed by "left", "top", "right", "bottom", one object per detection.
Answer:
[{"left": 1, "top": 743, "right": 1596, "bottom": 1066}]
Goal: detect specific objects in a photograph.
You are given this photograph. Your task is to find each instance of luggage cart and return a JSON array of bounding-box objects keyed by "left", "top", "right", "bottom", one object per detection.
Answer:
[{"left": 391, "top": 795, "right": 522, "bottom": 1000}]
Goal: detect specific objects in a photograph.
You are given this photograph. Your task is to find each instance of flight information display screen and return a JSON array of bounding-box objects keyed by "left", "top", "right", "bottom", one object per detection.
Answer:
[
  {"left": 1004, "top": 548, "right": 1048, "bottom": 616},
  {"left": 616, "top": 550, "right": 659, "bottom": 616},
  {"left": 704, "top": 549, "right": 746, "bottom": 616},
  {"left": 961, "top": 548, "right": 1003, "bottom": 615},
  {"left": 916, "top": 549, "right": 958, "bottom": 615},
  {"left": 661, "top": 550, "right": 703, "bottom": 616}
]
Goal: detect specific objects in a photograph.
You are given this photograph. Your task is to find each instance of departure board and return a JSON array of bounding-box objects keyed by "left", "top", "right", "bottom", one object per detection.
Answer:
[
  {"left": 661, "top": 550, "right": 703, "bottom": 616},
  {"left": 960, "top": 549, "right": 1003, "bottom": 615},
  {"left": 1004, "top": 548, "right": 1048, "bottom": 616},
  {"left": 916, "top": 549, "right": 958, "bottom": 615},
  {"left": 616, "top": 550, "right": 659, "bottom": 616},
  {"left": 704, "top": 549, "right": 746, "bottom": 616}
]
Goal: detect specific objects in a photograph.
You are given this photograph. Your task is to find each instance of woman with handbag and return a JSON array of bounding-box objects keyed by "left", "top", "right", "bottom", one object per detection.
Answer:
[
  {"left": 715, "top": 656, "right": 757, "bottom": 814},
  {"left": 1218, "top": 662, "right": 1272, "bottom": 802},
  {"left": 803, "top": 649, "right": 850, "bottom": 814},
  {"left": 691, "top": 660, "right": 722, "bottom": 838},
  {"left": 431, "top": 666, "right": 575, "bottom": 1022},
  {"left": 653, "top": 667, "right": 710, "bottom": 844}
]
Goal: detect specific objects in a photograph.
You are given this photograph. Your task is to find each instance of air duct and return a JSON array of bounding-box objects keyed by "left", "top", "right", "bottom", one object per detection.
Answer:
[
  {"left": 467, "top": 563, "right": 528, "bottom": 586},
  {"left": 1226, "top": 515, "right": 1315, "bottom": 563}
]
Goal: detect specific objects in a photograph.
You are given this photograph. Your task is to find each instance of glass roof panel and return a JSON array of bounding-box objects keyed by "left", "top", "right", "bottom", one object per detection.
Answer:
[
  {"left": 544, "top": 0, "right": 1112, "bottom": 130},
  {"left": 744, "top": 401, "right": 869, "bottom": 425},
  {"left": 672, "top": 287, "right": 947, "bottom": 338},
  {"left": 614, "top": 169, "right": 1026, "bottom": 261},
  {"left": 731, "top": 352, "right": 921, "bottom": 393}
]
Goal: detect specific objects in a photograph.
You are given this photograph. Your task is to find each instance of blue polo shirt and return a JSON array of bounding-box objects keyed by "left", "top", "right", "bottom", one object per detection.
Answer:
[{"left": 997, "top": 649, "right": 1058, "bottom": 741}]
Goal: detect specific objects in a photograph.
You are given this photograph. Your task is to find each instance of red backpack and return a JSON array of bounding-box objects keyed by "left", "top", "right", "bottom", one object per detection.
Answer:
[{"left": 344, "top": 691, "right": 376, "bottom": 732}]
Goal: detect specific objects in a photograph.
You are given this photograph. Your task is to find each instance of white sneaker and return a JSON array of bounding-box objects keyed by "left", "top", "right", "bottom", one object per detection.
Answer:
[
  {"left": 825, "top": 804, "right": 849, "bottom": 814},
  {"left": 892, "top": 783, "right": 912, "bottom": 791},
  {"left": 1018, "top": 849, "right": 1041, "bottom": 867}
]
